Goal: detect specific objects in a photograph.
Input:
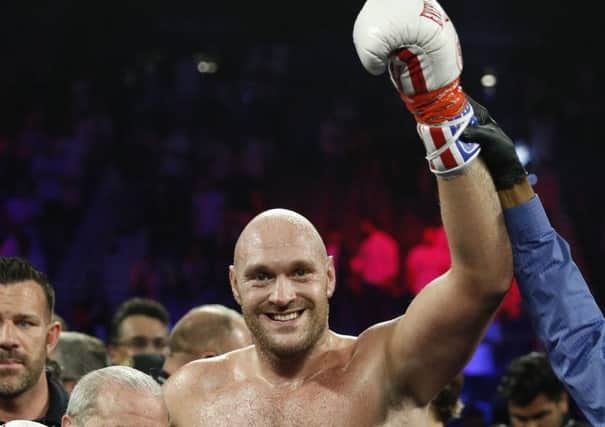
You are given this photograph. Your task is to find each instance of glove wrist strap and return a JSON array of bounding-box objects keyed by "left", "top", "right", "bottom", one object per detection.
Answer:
[
  {"left": 400, "top": 79, "right": 467, "bottom": 124},
  {"left": 417, "top": 101, "right": 481, "bottom": 177}
]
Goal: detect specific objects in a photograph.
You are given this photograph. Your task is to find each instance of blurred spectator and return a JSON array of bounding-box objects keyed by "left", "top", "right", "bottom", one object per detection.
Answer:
[
  {"left": 405, "top": 225, "right": 450, "bottom": 297},
  {"left": 48, "top": 332, "right": 110, "bottom": 393},
  {"left": 494, "top": 352, "right": 589, "bottom": 427},
  {"left": 324, "top": 226, "right": 357, "bottom": 335},
  {"left": 108, "top": 297, "right": 170, "bottom": 365},
  {"left": 349, "top": 216, "right": 400, "bottom": 332},
  {"left": 154, "top": 304, "right": 252, "bottom": 383}
]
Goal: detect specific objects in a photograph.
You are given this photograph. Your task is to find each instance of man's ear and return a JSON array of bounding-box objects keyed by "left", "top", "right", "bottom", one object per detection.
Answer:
[
  {"left": 229, "top": 265, "right": 242, "bottom": 305},
  {"left": 326, "top": 256, "right": 336, "bottom": 298},
  {"left": 46, "top": 320, "right": 62, "bottom": 355},
  {"left": 62, "top": 414, "right": 74, "bottom": 426}
]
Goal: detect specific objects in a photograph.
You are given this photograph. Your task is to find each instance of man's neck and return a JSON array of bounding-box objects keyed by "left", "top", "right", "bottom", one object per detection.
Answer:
[
  {"left": 254, "top": 329, "right": 339, "bottom": 385},
  {"left": 0, "top": 373, "right": 49, "bottom": 422}
]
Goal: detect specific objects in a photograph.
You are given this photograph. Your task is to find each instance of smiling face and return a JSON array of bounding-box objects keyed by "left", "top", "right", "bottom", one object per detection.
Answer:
[{"left": 230, "top": 209, "right": 336, "bottom": 359}]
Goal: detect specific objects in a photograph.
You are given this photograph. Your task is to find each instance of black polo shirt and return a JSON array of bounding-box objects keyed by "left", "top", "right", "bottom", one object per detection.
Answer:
[{"left": 0, "top": 371, "right": 69, "bottom": 427}]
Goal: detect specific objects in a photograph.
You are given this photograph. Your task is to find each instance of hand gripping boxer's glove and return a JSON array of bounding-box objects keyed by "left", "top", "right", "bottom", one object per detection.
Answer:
[
  {"left": 353, "top": 0, "right": 480, "bottom": 177},
  {"left": 461, "top": 97, "right": 528, "bottom": 190}
]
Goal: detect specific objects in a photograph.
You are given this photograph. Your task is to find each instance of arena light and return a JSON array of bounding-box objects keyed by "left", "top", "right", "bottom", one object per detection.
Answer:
[
  {"left": 197, "top": 60, "right": 218, "bottom": 74},
  {"left": 480, "top": 72, "right": 497, "bottom": 88}
]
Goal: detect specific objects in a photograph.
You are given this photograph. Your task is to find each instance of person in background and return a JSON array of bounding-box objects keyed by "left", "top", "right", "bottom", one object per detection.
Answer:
[
  {"left": 349, "top": 216, "right": 400, "bottom": 332},
  {"left": 496, "top": 352, "right": 588, "bottom": 427},
  {"left": 48, "top": 331, "right": 110, "bottom": 393},
  {"left": 0, "top": 257, "right": 66, "bottom": 426},
  {"left": 153, "top": 304, "right": 251, "bottom": 383},
  {"left": 108, "top": 297, "right": 170, "bottom": 366},
  {"left": 61, "top": 365, "right": 168, "bottom": 427}
]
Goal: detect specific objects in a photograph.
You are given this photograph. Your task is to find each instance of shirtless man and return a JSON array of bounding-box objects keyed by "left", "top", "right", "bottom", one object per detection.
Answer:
[{"left": 163, "top": 0, "right": 513, "bottom": 425}]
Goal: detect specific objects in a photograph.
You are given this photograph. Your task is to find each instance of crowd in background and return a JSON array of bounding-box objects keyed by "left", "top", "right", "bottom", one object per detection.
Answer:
[{"left": 0, "top": 3, "right": 602, "bottom": 424}]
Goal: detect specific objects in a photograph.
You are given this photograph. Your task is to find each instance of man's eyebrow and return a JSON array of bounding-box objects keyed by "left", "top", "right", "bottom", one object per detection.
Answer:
[
  {"left": 242, "top": 260, "right": 316, "bottom": 276},
  {"left": 289, "top": 260, "right": 315, "bottom": 270},
  {"left": 13, "top": 313, "right": 42, "bottom": 322},
  {"left": 511, "top": 409, "right": 551, "bottom": 420},
  {"left": 243, "top": 263, "right": 270, "bottom": 277}
]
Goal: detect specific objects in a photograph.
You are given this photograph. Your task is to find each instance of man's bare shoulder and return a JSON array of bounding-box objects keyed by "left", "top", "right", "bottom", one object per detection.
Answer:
[
  {"left": 163, "top": 345, "right": 256, "bottom": 396},
  {"left": 324, "top": 324, "right": 401, "bottom": 371},
  {"left": 354, "top": 316, "right": 401, "bottom": 349}
]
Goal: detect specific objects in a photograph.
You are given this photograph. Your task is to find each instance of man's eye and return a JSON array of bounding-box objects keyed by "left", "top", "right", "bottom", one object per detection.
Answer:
[
  {"left": 17, "top": 320, "right": 33, "bottom": 328},
  {"left": 294, "top": 268, "right": 308, "bottom": 277},
  {"left": 255, "top": 272, "right": 270, "bottom": 280}
]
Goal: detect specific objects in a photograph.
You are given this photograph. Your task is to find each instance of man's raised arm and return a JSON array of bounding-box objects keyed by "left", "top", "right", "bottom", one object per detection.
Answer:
[{"left": 353, "top": 0, "right": 512, "bottom": 405}]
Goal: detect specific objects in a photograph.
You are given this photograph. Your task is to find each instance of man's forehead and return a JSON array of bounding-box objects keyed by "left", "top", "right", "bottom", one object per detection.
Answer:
[
  {"left": 0, "top": 280, "right": 47, "bottom": 316},
  {"left": 235, "top": 211, "right": 326, "bottom": 264},
  {"left": 121, "top": 315, "right": 168, "bottom": 334},
  {"left": 236, "top": 227, "right": 323, "bottom": 265},
  {"left": 508, "top": 396, "right": 559, "bottom": 417}
]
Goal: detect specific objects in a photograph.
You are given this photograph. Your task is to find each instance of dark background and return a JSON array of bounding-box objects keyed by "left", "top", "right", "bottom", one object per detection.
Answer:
[{"left": 0, "top": 1, "right": 601, "bottom": 424}]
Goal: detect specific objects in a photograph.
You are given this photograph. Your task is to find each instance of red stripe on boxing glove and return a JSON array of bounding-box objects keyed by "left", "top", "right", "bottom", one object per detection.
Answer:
[{"left": 353, "top": 0, "right": 480, "bottom": 176}]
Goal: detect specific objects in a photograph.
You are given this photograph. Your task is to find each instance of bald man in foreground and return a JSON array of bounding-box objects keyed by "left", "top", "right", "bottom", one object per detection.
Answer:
[
  {"left": 163, "top": 0, "right": 513, "bottom": 424},
  {"left": 156, "top": 305, "right": 252, "bottom": 383}
]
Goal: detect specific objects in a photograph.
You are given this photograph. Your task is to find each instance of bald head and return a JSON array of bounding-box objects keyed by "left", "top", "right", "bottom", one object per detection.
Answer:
[
  {"left": 234, "top": 209, "right": 328, "bottom": 268},
  {"left": 169, "top": 305, "right": 252, "bottom": 358}
]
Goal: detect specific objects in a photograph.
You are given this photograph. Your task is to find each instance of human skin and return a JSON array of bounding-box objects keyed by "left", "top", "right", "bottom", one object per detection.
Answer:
[
  {"left": 163, "top": 161, "right": 512, "bottom": 426},
  {"left": 0, "top": 280, "right": 61, "bottom": 421}
]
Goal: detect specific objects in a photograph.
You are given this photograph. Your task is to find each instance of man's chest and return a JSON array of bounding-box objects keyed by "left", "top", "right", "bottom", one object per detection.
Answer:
[{"left": 185, "top": 379, "right": 386, "bottom": 427}]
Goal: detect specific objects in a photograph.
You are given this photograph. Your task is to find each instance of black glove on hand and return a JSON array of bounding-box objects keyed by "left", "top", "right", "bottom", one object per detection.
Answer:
[{"left": 462, "top": 97, "right": 528, "bottom": 190}]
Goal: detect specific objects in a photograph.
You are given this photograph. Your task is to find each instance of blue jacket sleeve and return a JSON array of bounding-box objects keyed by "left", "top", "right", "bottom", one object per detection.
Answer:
[{"left": 504, "top": 195, "right": 605, "bottom": 426}]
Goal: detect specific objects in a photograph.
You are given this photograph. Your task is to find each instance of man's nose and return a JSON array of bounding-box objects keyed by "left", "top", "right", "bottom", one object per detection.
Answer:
[
  {"left": 0, "top": 322, "right": 19, "bottom": 349},
  {"left": 268, "top": 275, "right": 296, "bottom": 306}
]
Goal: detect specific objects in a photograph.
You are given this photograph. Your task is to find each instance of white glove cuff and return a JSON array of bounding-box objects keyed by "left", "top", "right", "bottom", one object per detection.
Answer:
[{"left": 417, "top": 102, "right": 481, "bottom": 177}]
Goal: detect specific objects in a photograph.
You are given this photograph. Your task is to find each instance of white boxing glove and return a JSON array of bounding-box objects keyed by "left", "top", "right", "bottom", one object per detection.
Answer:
[
  {"left": 353, "top": 0, "right": 480, "bottom": 177},
  {"left": 353, "top": 0, "right": 461, "bottom": 95}
]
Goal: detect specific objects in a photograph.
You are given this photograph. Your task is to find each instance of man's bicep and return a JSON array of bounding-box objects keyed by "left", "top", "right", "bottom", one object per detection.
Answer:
[{"left": 387, "top": 273, "right": 499, "bottom": 404}]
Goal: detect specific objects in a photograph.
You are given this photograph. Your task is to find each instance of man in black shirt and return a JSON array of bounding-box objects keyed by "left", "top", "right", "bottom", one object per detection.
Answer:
[{"left": 0, "top": 257, "right": 68, "bottom": 426}]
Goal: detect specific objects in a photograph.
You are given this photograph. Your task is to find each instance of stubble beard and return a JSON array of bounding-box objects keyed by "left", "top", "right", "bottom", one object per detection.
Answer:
[
  {"left": 0, "top": 347, "right": 46, "bottom": 399},
  {"left": 243, "top": 301, "right": 330, "bottom": 359}
]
